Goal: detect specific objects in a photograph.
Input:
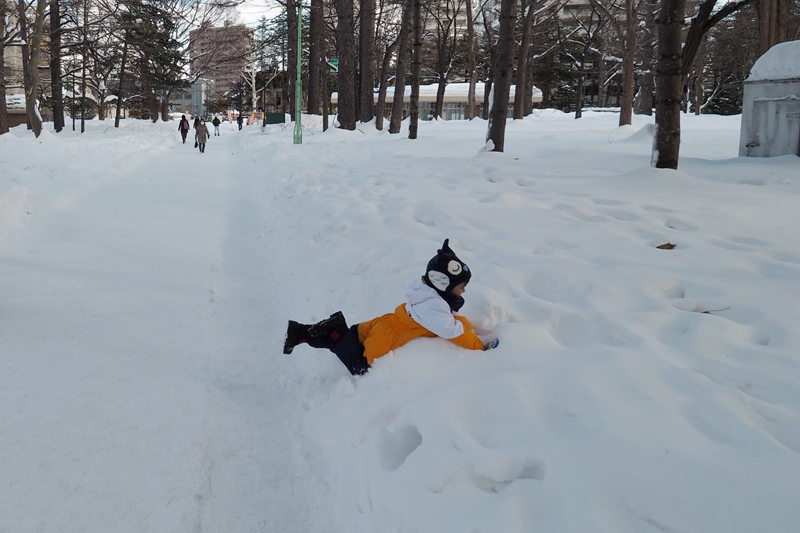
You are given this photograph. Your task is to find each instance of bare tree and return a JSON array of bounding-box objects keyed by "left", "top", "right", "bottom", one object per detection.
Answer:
[
  {"left": 409, "top": 0, "right": 421, "bottom": 137},
  {"left": 464, "top": 0, "right": 477, "bottom": 118},
  {"left": 359, "top": 0, "right": 377, "bottom": 122},
  {"left": 335, "top": 0, "right": 357, "bottom": 129},
  {"left": 425, "top": 0, "right": 465, "bottom": 119},
  {"left": 485, "top": 0, "right": 514, "bottom": 151},
  {"left": 376, "top": 37, "right": 398, "bottom": 129},
  {"left": 652, "top": 0, "right": 752, "bottom": 167},
  {"left": 480, "top": 1, "right": 497, "bottom": 119},
  {"left": 19, "top": 0, "right": 48, "bottom": 136},
  {"left": 634, "top": 0, "right": 657, "bottom": 115},
  {"left": 652, "top": 0, "right": 685, "bottom": 168},
  {"left": 757, "top": 0, "right": 791, "bottom": 54},
  {"left": 594, "top": 0, "right": 641, "bottom": 126},
  {"left": 372, "top": 0, "right": 401, "bottom": 128},
  {"left": 0, "top": 0, "right": 11, "bottom": 134},
  {"left": 286, "top": 3, "right": 299, "bottom": 117},
  {"left": 514, "top": 0, "right": 563, "bottom": 119},
  {"left": 307, "top": 0, "right": 324, "bottom": 115},
  {"left": 559, "top": 1, "right": 608, "bottom": 119},
  {"left": 389, "top": 0, "right": 412, "bottom": 133},
  {"left": 514, "top": 0, "right": 536, "bottom": 119},
  {"left": 49, "top": 0, "right": 64, "bottom": 131}
]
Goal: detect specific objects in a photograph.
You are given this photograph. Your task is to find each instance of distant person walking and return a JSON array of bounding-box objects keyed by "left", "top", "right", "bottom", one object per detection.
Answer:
[
  {"left": 193, "top": 116, "right": 201, "bottom": 131},
  {"left": 212, "top": 116, "right": 221, "bottom": 136},
  {"left": 195, "top": 119, "right": 210, "bottom": 154},
  {"left": 237, "top": 115, "right": 243, "bottom": 130},
  {"left": 178, "top": 115, "right": 191, "bottom": 144}
]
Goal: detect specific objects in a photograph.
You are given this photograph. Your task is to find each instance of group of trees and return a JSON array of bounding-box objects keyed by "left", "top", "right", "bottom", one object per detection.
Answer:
[
  {"left": 255, "top": 0, "right": 796, "bottom": 165},
  {"left": 2, "top": 0, "right": 799, "bottom": 169},
  {"left": 1, "top": 0, "right": 245, "bottom": 136}
]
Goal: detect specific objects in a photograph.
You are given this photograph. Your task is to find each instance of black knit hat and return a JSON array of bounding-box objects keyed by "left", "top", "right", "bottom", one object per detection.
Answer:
[{"left": 424, "top": 239, "right": 471, "bottom": 296}]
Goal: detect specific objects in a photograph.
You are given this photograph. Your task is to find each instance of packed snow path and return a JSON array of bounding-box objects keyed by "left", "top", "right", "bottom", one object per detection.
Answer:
[
  {"left": 2, "top": 114, "right": 800, "bottom": 533},
  {"left": 1, "top": 125, "right": 319, "bottom": 531}
]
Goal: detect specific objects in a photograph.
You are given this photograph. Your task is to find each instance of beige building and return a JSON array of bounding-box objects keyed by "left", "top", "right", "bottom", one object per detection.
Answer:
[
  {"left": 3, "top": 40, "right": 25, "bottom": 98},
  {"left": 189, "top": 23, "right": 254, "bottom": 97}
]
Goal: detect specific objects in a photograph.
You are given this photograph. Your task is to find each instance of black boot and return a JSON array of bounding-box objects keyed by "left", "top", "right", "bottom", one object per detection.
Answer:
[
  {"left": 284, "top": 320, "right": 310, "bottom": 354},
  {"left": 308, "top": 311, "right": 348, "bottom": 343}
]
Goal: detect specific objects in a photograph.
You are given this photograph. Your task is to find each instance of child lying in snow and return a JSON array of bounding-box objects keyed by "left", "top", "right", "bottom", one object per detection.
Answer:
[{"left": 283, "top": 239, "right": 499, "bottom": 375}]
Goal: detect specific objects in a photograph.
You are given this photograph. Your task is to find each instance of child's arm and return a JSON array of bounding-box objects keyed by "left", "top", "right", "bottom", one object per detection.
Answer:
[{"left": 447, "top": 315, "right": 486, "bottom": 351}]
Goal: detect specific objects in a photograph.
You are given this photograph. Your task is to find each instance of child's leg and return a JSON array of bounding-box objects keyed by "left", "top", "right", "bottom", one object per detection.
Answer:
[
  {"left": 284, "top": 313, "right": 370, "bottom": 375},
  {"left": 284, "top": 315, "right": 343, "bottom": 354},
  {"left": 330, "top": 326, "right": 370, "bottom": 375}
]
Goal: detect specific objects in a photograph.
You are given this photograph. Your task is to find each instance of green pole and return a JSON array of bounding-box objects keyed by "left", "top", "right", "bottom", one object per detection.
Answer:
[{"left": 293, "top": 0, "right": 303, "bottom": 144}]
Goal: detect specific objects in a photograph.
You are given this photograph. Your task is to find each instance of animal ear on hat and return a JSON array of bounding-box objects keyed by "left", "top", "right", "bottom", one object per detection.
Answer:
[
  {"left": 440, "top": 238, "right": 452, "bottom": 255},
  {"left": 426, "top": 269, "right": 450, "bottom": 291}
]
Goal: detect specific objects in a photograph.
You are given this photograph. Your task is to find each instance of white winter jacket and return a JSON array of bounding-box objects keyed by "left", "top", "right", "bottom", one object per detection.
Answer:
[{"left": 405, "top": 277, "right": 464, "bottom": 340}]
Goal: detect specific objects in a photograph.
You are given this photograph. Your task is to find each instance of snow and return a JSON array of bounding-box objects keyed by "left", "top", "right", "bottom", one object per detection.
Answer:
[
  {"left": 747, "top": 40, "right": 800, "bottom": 82},
  {"left": 2, "top": 111, "right": 800, "bottom": 532}
]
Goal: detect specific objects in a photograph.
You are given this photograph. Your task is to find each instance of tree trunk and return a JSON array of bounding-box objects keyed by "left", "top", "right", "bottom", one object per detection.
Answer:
[
  {"left": 575, "top": 67, "right": 585, "bottom": 119},
  {"left": 376, "top": 39, "right": 398, "bottom": 130},
  {"left": 514, "top": 0, "right": 534, "bottom": 119},
  {"left": 287, "top": 2, "right": 298, "bottom": 121},
  {"left": 465, "top": 0, "right": 477, "bottom": 119},
  {"left": 322, "top": 63, "right": 330, "bottom": 131},
  {"left": 635, "top": 0, "right": 657, "bottom": 115},
  {"left": 18, "top": 0, "right": 32, "bottom": 130},
  {"left": 25, "top": 0, "right": 48, "bottom": 136},
  {"left": 114, "top": 32, "right": 128, "bottom": 128},
  {"left": 80, "top": 0, "right": 88, "bottom": 132},
  {"left": 597, "top": 55, "right": 607, "bottom": 107},
  {"left": 434, "top": 78, "right": 445, "bottom": 119},
  {"left": 359, "top": 0, "right": 376, "bottom": 123},
  {"left": 308, "top": 0, "right": 323, "bottom": 115},
  {"left": 409, "top": 0, "right": 422, "bottom": 138},
  {"left": 481, "top": 8, "right": 497, "bottom": 120},
  {"left": 161, "top": 96, "right": 170, "bottom": 122},
  {"left": 486, "top": 0, "right": 515, "bottom": 152},
  {"left": 757, "top": 0, "right": 790, "bottom": 55},
  {"left": 524, "top": 44, "right": 536, "bottom": 114},
  {"left": 335, "top": 0, "right": 357, "bottom": 129},
  {"left": 690, "top": 38, "right": 707, "bottom": 114},
  {"left": 389, "top": 0, "right": 412, "bottom": 134},
  {"left": 619, "top": 0, "right": 636, "bottom": 126},
  {"left": 483, "top": 79, "right": 492, "bottom": 119},
  {"left": 653, "top": 0, "right": 686, "bottom": 169},
  {"left": 148, "top": 90, "right": 158, "bottom": 122},
  {"left": 50, "top": 0, "right": 64, "bottom": 132},
  {"left": 0, "top": 0, "right": 9, "bottom": 134}
]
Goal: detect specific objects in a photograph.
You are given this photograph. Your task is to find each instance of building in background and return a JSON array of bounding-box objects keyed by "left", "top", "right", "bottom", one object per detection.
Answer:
[
  {"left": 189, "top": 22, "right": 254, "bottom": 99},
  {"left": 171, "top": 78, "right": 215, "bottom": 117}
]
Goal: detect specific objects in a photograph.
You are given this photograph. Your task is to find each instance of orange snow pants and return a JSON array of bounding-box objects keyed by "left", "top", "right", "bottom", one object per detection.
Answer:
[{"left": 356, "top": 304, "right": 484, "bottom": 365}]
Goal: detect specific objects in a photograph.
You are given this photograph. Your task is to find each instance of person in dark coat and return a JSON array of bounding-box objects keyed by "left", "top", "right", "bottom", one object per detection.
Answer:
[
  {"left": 212, "top": 116, "right": 221, "bottom": 136},
  {"left": 178, "top": 115, "right": 191, "bottom": 143},
  {"left": 195, "top": 119, "right": 210, "bottom": 153},
  {"left": 193, "top": 116, "right": 201, "bottom": 130},
  {"left": 237, "top": 115, "right": 244, "bottom": 130}
]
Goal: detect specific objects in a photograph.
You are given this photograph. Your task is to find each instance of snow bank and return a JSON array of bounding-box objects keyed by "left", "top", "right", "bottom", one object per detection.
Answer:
[{"left": 1, "top": 111, "right": 799, "bottom": 533}]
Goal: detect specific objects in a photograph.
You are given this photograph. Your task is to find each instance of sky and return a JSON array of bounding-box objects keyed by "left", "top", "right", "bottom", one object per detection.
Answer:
[
  {"left": 1, "top": 110, "right": 799, "bottom": 532},
  {"left": 236, "top": 0, "right": 280, "bottom": 27}
]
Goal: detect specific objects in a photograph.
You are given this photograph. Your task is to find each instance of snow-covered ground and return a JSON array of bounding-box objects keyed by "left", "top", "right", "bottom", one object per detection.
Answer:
[{"left": 1, "top": 111, "right": 799, "bottom": 533}]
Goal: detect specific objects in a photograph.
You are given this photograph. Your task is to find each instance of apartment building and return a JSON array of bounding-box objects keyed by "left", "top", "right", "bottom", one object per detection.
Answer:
[{"left": 189, "top": 23, "right": 254, "bottom": 97}]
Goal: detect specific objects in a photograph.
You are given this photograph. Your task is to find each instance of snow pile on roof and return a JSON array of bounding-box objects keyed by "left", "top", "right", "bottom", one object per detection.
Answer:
[{"left": 747, "top": 40, "right": 800, "bottom": 82}]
